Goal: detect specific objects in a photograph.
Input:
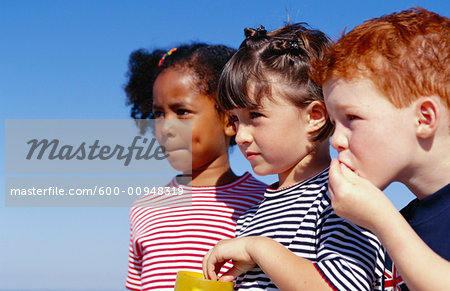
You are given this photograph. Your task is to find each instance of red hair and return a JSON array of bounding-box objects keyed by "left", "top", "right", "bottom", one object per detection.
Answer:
[{"left": 313, "top": 7, "right": 450, "bottom": 108}]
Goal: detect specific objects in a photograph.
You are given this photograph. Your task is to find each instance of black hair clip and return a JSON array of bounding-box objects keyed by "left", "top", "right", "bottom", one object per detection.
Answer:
[
  {"left": 289, "top": 40, "right": 301, "bottom": 55},
  {"left": 256, "top": 25, "right": 267, "bottom": 37}
]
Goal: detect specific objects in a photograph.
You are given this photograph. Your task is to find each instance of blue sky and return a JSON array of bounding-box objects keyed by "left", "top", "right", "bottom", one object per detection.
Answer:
[{"left": 1, "top": 0, "right": 448, "bottom": 290}]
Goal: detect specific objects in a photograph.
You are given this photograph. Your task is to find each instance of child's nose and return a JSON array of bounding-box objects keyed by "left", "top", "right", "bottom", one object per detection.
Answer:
[
  {"left": 330, "top": 126, "right": 348, "bottom": 152},
  {"left": 158, "top": 119, "right": 176, "bottom": 137},
  {"left": 235, "top": 125, "right": 252, "bottom": 146}
]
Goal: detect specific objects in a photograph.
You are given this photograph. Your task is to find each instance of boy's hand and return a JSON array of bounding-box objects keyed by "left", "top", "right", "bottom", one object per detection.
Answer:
[
  {"left": 328, "top": 158, "right": 396, "bottom": 233},
  {"left": 202, "top": 237, "right": 257, "bottom": 282}
]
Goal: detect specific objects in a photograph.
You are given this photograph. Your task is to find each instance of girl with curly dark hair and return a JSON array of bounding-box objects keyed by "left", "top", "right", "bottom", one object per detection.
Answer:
[{"left": 124, "top": 43, "right": 267, "bottom": 290}]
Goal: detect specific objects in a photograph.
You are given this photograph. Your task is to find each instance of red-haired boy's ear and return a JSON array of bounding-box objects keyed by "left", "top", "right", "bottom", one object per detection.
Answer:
[
  {"left": 306, "top": 101, "right": 328, "bottom": 134},
  {"left": 415, "top": 97, "right": 440, "bottom": 139}
]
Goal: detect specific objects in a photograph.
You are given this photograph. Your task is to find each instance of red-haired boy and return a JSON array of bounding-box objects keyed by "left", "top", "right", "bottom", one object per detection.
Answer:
[{"left": 314, "top": 7, "right": 450, "bottom": 290}]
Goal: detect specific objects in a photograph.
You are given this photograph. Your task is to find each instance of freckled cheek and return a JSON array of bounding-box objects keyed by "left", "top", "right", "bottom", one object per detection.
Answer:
[
  {"left": 349, "top": 135, "right": 383, "bottom": 172},
  {"left": 349, "top": 136, "right": 369, "bottom": 158}
]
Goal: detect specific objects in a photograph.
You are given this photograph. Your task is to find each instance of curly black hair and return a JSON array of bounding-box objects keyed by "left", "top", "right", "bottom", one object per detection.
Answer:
[{"left": 124, "top": 42, "right": 236, "bottom": 121}]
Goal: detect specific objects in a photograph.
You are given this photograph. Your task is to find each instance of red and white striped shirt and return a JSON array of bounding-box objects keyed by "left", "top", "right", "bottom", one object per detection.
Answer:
[{"left": 126, "top": 172, "right": 267, "bottom": 290}]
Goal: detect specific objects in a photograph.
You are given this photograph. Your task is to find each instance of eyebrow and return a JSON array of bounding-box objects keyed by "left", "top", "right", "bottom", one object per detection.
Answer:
[
  {"left": 171, "top": 102, "right": 191, "bottom": 108},
  {"left": 330, "top": 102, "right": 356, "bottom": 111},
  {"left": 230, "top": 104, "right": 264, "bottom": 112},
  {"left": 248, "top": 104, "right": 264, "bottom": 110},
  {"left": 153, "top": 102, "right": 192, "bottom": 109}
]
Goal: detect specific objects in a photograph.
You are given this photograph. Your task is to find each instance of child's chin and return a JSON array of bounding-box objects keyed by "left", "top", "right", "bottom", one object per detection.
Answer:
[
  {"left": 252, "top": 167, "right": 274, "bottom": 177},
  {"left": 168, "top": 161, "right": 192, "bottom": 173}
]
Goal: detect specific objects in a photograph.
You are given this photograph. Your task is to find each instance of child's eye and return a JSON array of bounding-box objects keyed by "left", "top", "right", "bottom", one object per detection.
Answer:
[
  {"left": 250, "top": 112, "right": 263, "bottom": 119},
  {"left": 176, "top": 109, "right": 190, "bottom": 116},
  {"left": 346, "top": 115, "right": 359, "bottom": 121},
  {"left": 153, "top": 110, "right": 164, "bottom": 119}
]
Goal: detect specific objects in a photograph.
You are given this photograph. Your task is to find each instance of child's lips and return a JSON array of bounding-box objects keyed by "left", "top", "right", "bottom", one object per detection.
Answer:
[
  {"left": 245, "top": 151, "right": 260, "bottom": 161},
  {"left": 161, "top": 144, "right": 187, "bottom": 153},
  {"left": 338, "top": 160, "right": 356, "bottom": 173}
]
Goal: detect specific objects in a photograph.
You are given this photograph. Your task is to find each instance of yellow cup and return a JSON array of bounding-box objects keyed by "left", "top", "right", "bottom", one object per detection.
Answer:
[{"left": 174, "top": 271, "right": 234, "bottom": 291}]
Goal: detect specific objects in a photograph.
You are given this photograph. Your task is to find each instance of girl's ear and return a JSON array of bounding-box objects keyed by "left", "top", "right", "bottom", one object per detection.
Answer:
[
  {"left": 306, "top": 100, "right": 328, "bottom": 134},
  {"left": 222, "top": 113, "right": 237, "bottom": 137},
  {"left": 415, "top": 97, "right": 440, "bottom": 139}
]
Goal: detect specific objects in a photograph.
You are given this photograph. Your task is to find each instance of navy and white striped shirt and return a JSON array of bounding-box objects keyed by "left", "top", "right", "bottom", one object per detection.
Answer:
[{"left": 235, "top": 168, "right": 385, "bottom": 290}]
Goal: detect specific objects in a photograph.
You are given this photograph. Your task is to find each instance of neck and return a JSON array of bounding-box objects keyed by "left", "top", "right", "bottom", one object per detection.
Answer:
[
  {"left": 401, "top": 136, "right": 450, "bottom": 199},
  {"left": 403, "top": 156, "right": 450, "bottom": 200},
  {"left": 277, "top": 141, "right": 331, "bottom": 189},
  {"left": 179, "top": 154, "right": 238, "bottom": 187}
]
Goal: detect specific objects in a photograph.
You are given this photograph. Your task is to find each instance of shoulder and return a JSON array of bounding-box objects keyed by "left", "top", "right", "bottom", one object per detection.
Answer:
[
  {"left": 401, "top": 183, "right": 450, "bottom": 221},
  {"left": 226, "top": 172, "right": 268, "bottom": 194},
  {"left": 238, "top": 172, "right": 268, "bottom": 187}
]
